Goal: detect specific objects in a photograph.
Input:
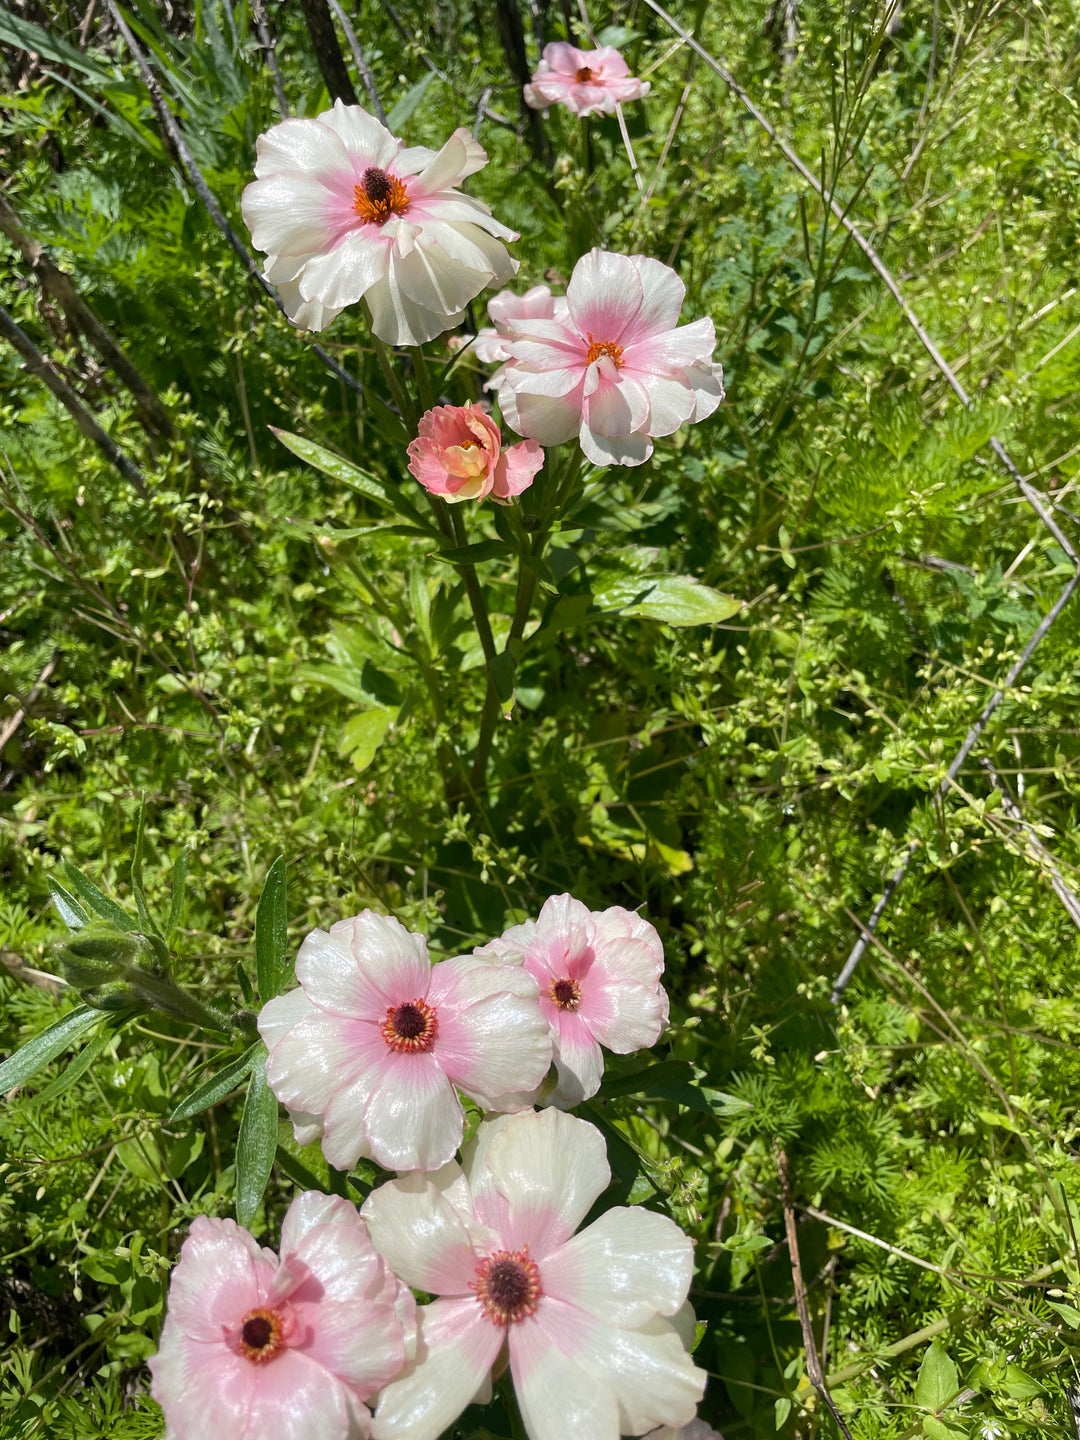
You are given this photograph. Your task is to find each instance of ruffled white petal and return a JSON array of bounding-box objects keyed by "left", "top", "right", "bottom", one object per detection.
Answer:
[
  {"left": 298, "top": 234, "right": 389, "bottom": 310},
  {"left": 362, "top": 1169, "right": 482, "bottom": 1294},
  {"left": 361, "top": 1052, "right": 464, "bottom": 1171},
  {"left": 241, "top": 172, "right": 340, "bottom": 258},
  {"left": 509, "top": 1315, "right": 620, "bottom": 1440},
  {"left": 253, "top": 117, "right": 353, "bottom": 183},
  {"left": 318, "top": 98, "right": 399, "bottom": 167},
  {"left": 415, "top": 128, "right": 488, "bottom": 192}
]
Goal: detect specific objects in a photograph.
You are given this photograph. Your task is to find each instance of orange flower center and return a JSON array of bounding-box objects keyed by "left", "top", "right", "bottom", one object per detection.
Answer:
[
  {"left": 576, "top": 66, "right": 594, "bottom": 82},
  {"left": 547, "top": 976, "right": 581, "bottom": 1011},
  {"left": 586, "top": 337, "right": 624, "bottom": 368},
  {"left": 380, "top": 997, "right": 439, "bottom": 1053},
  {"left": 353, "top": 166, "right": 410, "bottom": 225},
  {"left": 238, "top": 1307, "right": 285, "bottom": 1364},
  {"left": 471, "top": 1248, "right": 542, "bottom": 1325}
]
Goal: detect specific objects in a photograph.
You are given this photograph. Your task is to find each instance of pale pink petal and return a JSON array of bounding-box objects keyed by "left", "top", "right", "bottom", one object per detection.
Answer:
[
  {"left": 428, "top": 955, "right": 550, "bottom": 1102},
  {"left": 634, "top": 373, "right": 697, "bottom": 436},
  {"left": 488, "top": 284, "right": 555, "bottom": 327},
  {"left": 294, "top": 1298, "right": 406, "bottom": 1399},
  {"left": 254, "top": 117, "right": 353, "bottom": 182},
  {"left": 270, "top": 273, "right": 343, "bottom": 332},
  {"left": 288, "top": 1108, "right": 325, "bottom": 1147},
  {"left": 258, "top": 986, "right": 316, "bottom": 1048},
  {"left": 394, "top": 143, "right": 439, "bottom": 176},
  {"left": 423, "top": 221, "right": 516, "bottom": 281},
  {"left": 622, "top": 256, "right": 685, "bottom": 341},
  {"left": 318, "top": 1054, "right": 392, "bottom": 1170},
  {"left": 362, "top": 1171, "right": 481, "bottom": 1294},
  {"left": 263, "top": 1007, "right": 383, "bottom": 1116},
  {"left": 521, "top": 1297, "right": 704, "bottom": 1436},
  {"left": 366, "top": 265, "right": 465, "bottom": 347},
  {"left": 414, "top": 129, "right": 488, "bottom": 193},
  {"left": 508, "top": 1314, "right": 619, "bottom": 1440},
  {"left": 550, "top": 1008, "right": 606, "bottom": 1104},
  {"left": 685, "top": 361, "right": 726, "bottom": 420},
  {"left": 646, "top": 1421, "right": 725, "bottom": 1440},
  {"left": 542, "top": 41, "right": 586, "bottom": 73},
  {"left": 241, "top": 173, "right": 341, "bottom": 258},
  {"left": 279, "top": 1218, "right": 383, "bottom": 1308},
  {"left": 372, "top": 1298, "right": 503, "bottom": 1440},
  {"left": 310, "top": 913, "right": 431, "bottom": 1015},
  {"left": 297, "top": 234, "right": 388, "bottom": 310},
  {"left": 362, "top": 1051, "right": 463, "bottom": 1171},
  {"left": 584, "top": 372, "right": 650, "bottom": 437},
  {"left": 506, "top": 386, "right": 583, "bottom": 446},
  {"left": 540, "top": 1207, "right": 694, "bottom": 1325},
  {"left": 627, "top": 316, "right": 717, "bottom": 373},
  {"left": 318, "top": 98, "right": 399, "bottom": 168},
  {"left": 579, "top": 422, "right": 653, "bottom": 468},
  {"left": 566, "top": 249, "right": 644, "bottom": 344},
  {"left": 165, "top": 1217, "right": 275, "bottom": 1343},
  {"left": 278, "top": 1191, "right": 365, "bottom": 1259},
  {"left": 583, "top": 979, "right": 667, "bottom": 1053},
  {"left": 483, "top": 1107, "right": 610, "bottom": 1256},
  {"left": 232, "top": 1346, "right": 353, "bottom": 1440},
  {"left": 492, "top": 439, "right": 544, "bottom": 499}
]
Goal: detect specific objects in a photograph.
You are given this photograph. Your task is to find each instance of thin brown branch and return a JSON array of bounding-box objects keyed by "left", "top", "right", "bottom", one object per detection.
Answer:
[
  {"left": 299, "top": 0, "right": 358, "bottom": 104},
  {"left": 979, "top": 757, "right": 1080, "bottom": 930},
  {"left": 251, "top": 0, "right": 289, "bottom": 117},
  {"left": 326, "top": 0, "right": 386, "bottom": 122},
  {"left": 777, "top": 1150, "right": 856, "bottom": 1440},
  {"left": 0, "top": 653, "right": 57, "bottom": 753}
]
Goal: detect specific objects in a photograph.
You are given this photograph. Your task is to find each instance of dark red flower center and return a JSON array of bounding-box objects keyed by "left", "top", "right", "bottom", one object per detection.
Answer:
[
  {"left": 576, "top": 66, "right": 594, "bottom": 82},
  {"left": 380, "top": 996, "right": 439, "bottom": 1053},
  {"left": 548, "top": 976, "right": 581, "bottom": 1011},
  {"left": 353, "top": 166, "right": 410, "bottom": 224},
  {"left": 238, "top": 1307, "right": 284, "bottom": 1363},
  {"left": 471, "top": 1248, "right": 542, "bottom": 1324}
]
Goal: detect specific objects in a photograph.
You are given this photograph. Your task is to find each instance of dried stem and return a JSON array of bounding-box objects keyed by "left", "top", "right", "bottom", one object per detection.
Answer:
[{"left": 326, "top": 0, "right": 387, "bottom": 122}]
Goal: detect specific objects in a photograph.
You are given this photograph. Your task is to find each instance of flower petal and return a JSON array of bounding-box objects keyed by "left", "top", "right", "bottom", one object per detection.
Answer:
[
  {"left": 414, "top": 128, "right": 488, "bottom": 193},
  {"left": 318, "top": 98, "right": 399, "bottom": 168},
  {"left": 623, "top": 256, "right": 686, "bottom": 340},
  {"left": 584, "top": 373, "right": 650, "bottom": 437},
  {"left": 428, "top": 955, "right": 552, "bottom": 1105},
  {"left": 262, "top": 1005, "right": 383, "bottom": 1116},
  {"left": 298, "top": 233, "right": 388, "bottom": 310},
  {"left": 373, "top": 1299, "right": 503, "bottom": 1440},
  {"left": 253, "top": 117, "right": 353, "bottom": 183},
  {"left": 362, "top": 1051, "right": 464, "bottom": 1172},
  {"left": 241, "top": 173, "right": 341, "bottom": 258},
  {"left": 294, "top": 1297, "right": 406, "bottom": 1400},
  {"left": 540, "top": 1207, "right": 694, "bottom": 1325},
  {"left": 297, "top": 914, "right": 430, "bottom": 1018},
  {"left": 550, "top": 1008, "right": 606, "bottom": 1105},
  {"left": 164, "top": 1216, "right": 276, "bottom": 1343},
  {"left": 483, "top": 1108, "right": 610, "bottom": 1256},
  {"left": 362, "top": 1169, "right": 481, "bottom": 1294},
  {"left": 566, "top": 249, "right": 644, "bottom": 346},
  {"left": 492, "top": 439, "right": 544, "bottom": 500},
  {"left": 508, "top": 1313, "right": 619, "bottom": 1440},
  {"left": 578, "top": 422, "right": 652, "bottom": 468}
]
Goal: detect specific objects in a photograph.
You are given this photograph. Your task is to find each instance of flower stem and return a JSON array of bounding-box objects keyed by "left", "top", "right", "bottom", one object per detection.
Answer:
[
  {"left": 370, "top": 334, "right": 418, "bottom": 429},
  {"left": 410, "top": 345, "right": 436, "bottom": 413}
]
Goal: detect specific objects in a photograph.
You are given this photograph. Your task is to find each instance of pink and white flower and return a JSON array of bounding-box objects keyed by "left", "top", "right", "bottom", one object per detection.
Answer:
[
  {"left": 477, "top": 894, "right": 669, "bottom": 1106},
  {"left": 524, "top": 43, "right": 650, "bottom": 118},
  {"left": 242, "top": 101, "right": 518, "bottom": 346},
  {"left": 363, "top": 1108, "right": 705, "bottom": 1440},
  {"left": 407, "top": 403, "right": 543, "bottom": 503},
  {"left": 257, "top": 911, "right": 552, "bottom": 1173},
  {"left": 496, "top": 249, "right": 725, "bottom": 467},
  {"left": 148, "top": 1191, "right": 414, "bottom": 1440}
]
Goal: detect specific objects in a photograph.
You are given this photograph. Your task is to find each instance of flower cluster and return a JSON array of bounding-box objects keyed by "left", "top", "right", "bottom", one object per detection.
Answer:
[{"left": 151, "top": 896, "right": 716, "bottom": 1440}]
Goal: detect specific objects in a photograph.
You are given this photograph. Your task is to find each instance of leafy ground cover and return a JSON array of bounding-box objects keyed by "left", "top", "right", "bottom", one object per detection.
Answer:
[{"left": 3, "top": 1, "right": 1080, "bottom": 1437}]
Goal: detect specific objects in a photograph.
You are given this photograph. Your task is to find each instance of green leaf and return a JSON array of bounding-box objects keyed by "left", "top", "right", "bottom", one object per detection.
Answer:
[
  {"left": 921, "top": 1419, "right": 965, "bottom": 1440},
  {"left": 593, "top": 574, "right": 742, "bottom": 626},
  {"left": 0, "top": 10, "right": 114, "bottom": 81},
  {"left": 236, "top": 1052, "right": 279, "bottom": 1229},
  {"left": 255, "top": 855, "right": 289, "bottom": 1002},
  {"left": 14, "top": 1027, "right": 115, "bottom": 1110},
  {"left": 339, "top": 709, "right": 394, "bottom": 772},
  {"left": 0, "top": 1006, "right": 104, "bottom": 1094},
  {"left": 387, "top": 71, "right": 437, "bottom": 130},
  {"left": 1001, "top": 1363, "right": 1043, "bottom": 1400},
  {"left": 62, "top": 862, "right": 138, "bottom": 932},
  {"left": 915, "top": 1341, "right": 960, "bottom": 1412},
  {"left": 48, "top": 877, "right": 90, "bottom": 931},
  {"left": 271, "top": 429, "right": 434, "bottom": 532},
  {"left": 1047, "top": 1299, "right": 1080, "bottom": 1327},
  {"left": 774, "top": 1397, "right": 792, "bottom": 1430},
  {"left": 435, "top": 539, "right": 515, "bottom": 566},
  {"left": 491, "top": 651, "right": 516, "bottom": 709},
  {"left": 169, "top": 1042, "right": 262, "bottom": 1123}
]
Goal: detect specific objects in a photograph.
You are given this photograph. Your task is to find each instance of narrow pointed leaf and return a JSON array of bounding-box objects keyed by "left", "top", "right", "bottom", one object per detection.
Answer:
[
  {"left": 255, "top": 855, "right": 289, "bottom": 1001},
  {"left": 169, "top": 1042, "right": 262, "bottom": 1123},
  {"left": 62, "top": 863, "right": 137, "bottom": 932},
  {"left": 0, "top": 1006, "right": 103, "bottom": 1094},
  {"left": 236, "top": 1052, "right": 279, "bottom": 1228}
]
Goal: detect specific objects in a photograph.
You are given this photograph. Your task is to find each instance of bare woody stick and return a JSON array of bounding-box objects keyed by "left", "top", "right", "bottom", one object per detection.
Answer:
[
  {"left": 637, "top": 0, "right": 1080, "bottom": 992},
  {"left": 777, "top": 1149, "right": 856, "bottom": 1440},
  {"left": 0, "top": 301, "right": 150, "bottom": 497},
  {"left": 299, "top": 0, "right": 358, "bottom": 104},
  {"left": 326, "top": 0, "right": 387, "bottom": 123},
  {"left": 979, "top": 758, "right": 1080, "bottom": 932},
  {"left": 103, "top": 0, "right": 364, "bottom": 400},
  {"left": 0, "top": 192, "right": 175, "bottom": 443},
  {"left": 251, "top": 0, "right": 290, "bottom": 118}
]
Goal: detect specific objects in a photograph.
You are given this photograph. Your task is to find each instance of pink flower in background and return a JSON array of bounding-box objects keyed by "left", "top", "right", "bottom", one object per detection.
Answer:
[
  {"left": 476, "top": 894, "right": 669, "bottom": 1106},
  {"left": 257, "top": 912, "right": 551, "bottom": 1172},
  {"left": 450, "top": 283, "right": 568, "bottom": 391},
  {"left": 149, "top": 1192, "right": 414, "bottom": 1440},
  {"left": 646, "top": 1421, "right": 726, "bottom": 1440},
  {"left": 407, "top": 403, "right": 543, "bottom": 503},
  {"left": 363, "top": 1108, "right": 704, "bottom": 1440},
  {"left": 242, "top": 101, "right": 518, "bottom": 345},
  {"left": 524, "top": 43, "right": 650, "bottom": 118},
  {"left": 497, "top": 249, "right": 725, "bottom": 467}
]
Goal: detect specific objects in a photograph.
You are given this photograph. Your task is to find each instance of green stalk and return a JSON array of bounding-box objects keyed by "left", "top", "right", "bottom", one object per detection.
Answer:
[{"left": 370, "top": 334, "right": 418, "bottom": 429}]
